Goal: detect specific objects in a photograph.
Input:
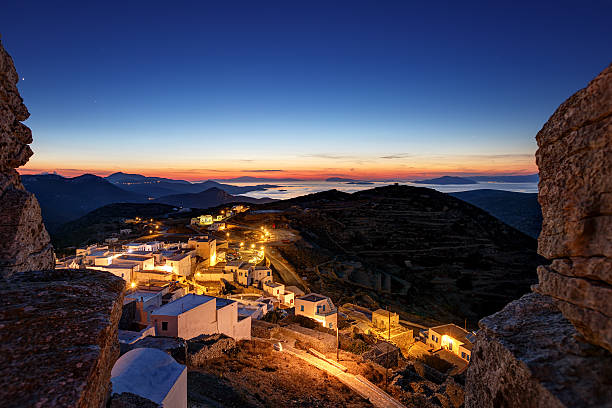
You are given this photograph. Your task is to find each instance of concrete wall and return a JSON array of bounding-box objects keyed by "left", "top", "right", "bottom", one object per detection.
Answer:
[
  {"left": 162, "top": 367, "right": 187, "bottom": 408},
  {"left": 216, "top": 302, "right": 238, "bottom": 338},
  {"left": 177, "top": 301, "right": 217, "bottom": 340}
]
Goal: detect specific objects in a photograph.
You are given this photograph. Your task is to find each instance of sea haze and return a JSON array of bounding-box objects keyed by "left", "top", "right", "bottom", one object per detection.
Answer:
[{"left": 230, "top": 180, "right": 539, "bottom": 200}]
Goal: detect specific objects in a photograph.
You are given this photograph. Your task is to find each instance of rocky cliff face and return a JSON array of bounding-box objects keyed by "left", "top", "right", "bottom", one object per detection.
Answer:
[
  {"left": 0, "top": 41, "right": 126, "bottom": 408},
  {"left": 465, "top": 64, "right": 612, "bottom": 407},
  {"left": 0, "top": 39, "right": 54, "bottom": 277}
]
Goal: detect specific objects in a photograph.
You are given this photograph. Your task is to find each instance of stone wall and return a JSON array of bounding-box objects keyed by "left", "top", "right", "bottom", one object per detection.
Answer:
[
  {"left": 0, "top": 39, "right": 54, "bottom": 277},
  {"left": 465, "top": 64, "right": 612, "bottom": 407},
  {"left": 0, "top": 269, "right": 125, "bottom": 407}
]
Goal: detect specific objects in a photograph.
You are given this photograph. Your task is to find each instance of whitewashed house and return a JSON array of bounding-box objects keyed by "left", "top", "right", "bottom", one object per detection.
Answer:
[
  {"left": 295, "top": 293, "right": 338, "bottom": 329},
  {"left": 151, "top": 294, "right": 251, "bottom": 340}
]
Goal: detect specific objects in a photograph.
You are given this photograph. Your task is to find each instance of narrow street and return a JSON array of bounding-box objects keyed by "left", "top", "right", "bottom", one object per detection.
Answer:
[{"left": 282, "top": 345, "right": 405, "bottom": 408}]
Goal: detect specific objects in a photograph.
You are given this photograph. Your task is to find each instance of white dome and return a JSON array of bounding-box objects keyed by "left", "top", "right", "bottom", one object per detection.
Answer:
[{"left": 111, "top": 348, "right": 185, "bottom": 404}]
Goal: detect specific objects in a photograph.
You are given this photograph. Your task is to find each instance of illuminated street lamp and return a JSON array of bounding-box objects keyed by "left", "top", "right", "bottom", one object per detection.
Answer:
[
  {"left": 250, "top": 244, "right": 255, "bottom": 249},
  {"left": 130, "top": 282, "right": 136, "bottom": 289},
  {"left": 149, "top": 230, "right": 153, "bottom": 234},
  {"left": 240, "top": 242, "right": 244, "bottom": 247}
]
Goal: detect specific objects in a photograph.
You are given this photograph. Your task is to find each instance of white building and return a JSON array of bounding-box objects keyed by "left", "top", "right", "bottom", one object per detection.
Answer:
[
  {"left": 151, "top": 294, "right": 251, "bottom": 340},
  {"left": 295, "top": 293, "right": 338, "bottom": 329},
  {"left": 165, "top": 253, "right": 192, "bottom": 277},
  {"left": 90, "top": 263, "right": 135, "bottom": 283},
  {"left": 188, "top": 236, "right": 217, "bottom": 266},
  {"left": 263, "top": 281, "right": 295, "bottom": 307},
  {"left": 236, "top": 263, "right": 253, "bottom": 286},
  {"left": 251, "top": 266, "right": 272, "bottom": 288},
  {"left": 111, "top": 348, "right": 187, "bottom": 408}
]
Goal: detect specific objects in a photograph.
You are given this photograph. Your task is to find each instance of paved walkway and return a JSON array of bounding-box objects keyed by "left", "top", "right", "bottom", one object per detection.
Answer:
[{"left": 282, "top": 345, "right": 405, "bottom": 408}]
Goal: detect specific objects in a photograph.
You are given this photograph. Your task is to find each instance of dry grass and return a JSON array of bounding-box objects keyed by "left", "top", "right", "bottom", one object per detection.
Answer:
[{"left": 188, "top": 339, "right": 373, "bottom": 408}]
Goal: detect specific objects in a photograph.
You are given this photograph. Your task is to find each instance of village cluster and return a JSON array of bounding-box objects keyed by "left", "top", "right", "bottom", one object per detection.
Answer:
[{"left": 56, "top": 204, "right": 474, "bottom": 407}]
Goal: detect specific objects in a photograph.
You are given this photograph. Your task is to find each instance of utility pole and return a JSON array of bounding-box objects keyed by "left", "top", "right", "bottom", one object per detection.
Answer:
[{"left": 336, "top": 324, "right": 339, "bottom": 361}]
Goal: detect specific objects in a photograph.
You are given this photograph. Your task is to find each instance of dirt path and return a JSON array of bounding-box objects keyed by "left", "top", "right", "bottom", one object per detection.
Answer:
[
  {"left": 266, "top": 247, "right": 307, "bottom": 291},
  {"left": 282, "top": 345, "right": 405, "bottom": 408}
]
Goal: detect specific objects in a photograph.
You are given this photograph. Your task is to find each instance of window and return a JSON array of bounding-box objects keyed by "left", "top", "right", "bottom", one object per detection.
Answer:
[
  {"left": 322, "top": 304, "right": 325, "bottom": 311},
  {"left": 300, "top": 305, "right": 304, "bottom": 312},
  {"left": 267, "top": 271, "right": 271, "bottom": 276},
  {"left": 329, "top": 322, "right": 333, "bottom": 328},
  {"left": 461, "top": 352, "right": 466, "bottom": 359},
  {"left": 466, "top": 354, "right": 470, "bottom": 361},
  {"left": 161, "top": 321, "right": 168, "bottom": 331}
]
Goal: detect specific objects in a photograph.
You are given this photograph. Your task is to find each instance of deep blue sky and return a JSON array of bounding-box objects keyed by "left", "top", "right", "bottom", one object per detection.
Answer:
[{"left": 2, "top": 1, "right": 611, "bottom": 180}]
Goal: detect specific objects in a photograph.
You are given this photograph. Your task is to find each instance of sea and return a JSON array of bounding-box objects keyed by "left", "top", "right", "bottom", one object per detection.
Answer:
[{"left": 229, "top": 180, "right": 539, "bottom": 200}]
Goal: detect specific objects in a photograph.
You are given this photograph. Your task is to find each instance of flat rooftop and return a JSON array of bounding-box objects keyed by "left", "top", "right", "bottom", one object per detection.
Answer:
[
  {"left": 125, "top": 290, "right": 160, "bottom": 303},
  {"left": 215, "top": 297, "right": 236, "bottom": 309},
  {"left": 300, "top": 294, "right": 328, "bottom": 303},
  {"left": 265, "top": 281, "right": 283, "bottom": 288},
  {"left": 117, "top": 255, "right": 153, "bottom": 262},
  {"left": 167, "top": 253, "right": 190, "bottom": 261},
  {"left": 152, "top": 294, "right": 215, "bottom": 316}
]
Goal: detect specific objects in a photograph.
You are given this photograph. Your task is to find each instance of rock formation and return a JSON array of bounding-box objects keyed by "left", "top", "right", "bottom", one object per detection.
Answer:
[
  {"left": 0, "top": 39, "right": 54, "bottom": 277},
  {"left": 0, "top": 41, "right": 126, "bottom": 407},
  {"left": 465, "top": 64, "right": 612, "bottom": 407},
  {"left": 0, "top": 269, "right": 125, "bottom": 407}
]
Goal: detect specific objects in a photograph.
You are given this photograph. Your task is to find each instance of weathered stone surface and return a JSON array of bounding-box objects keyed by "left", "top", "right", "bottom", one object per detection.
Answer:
[
  {"left": 0, "top": 39, "right": 54, "bottom": 277},
  {"left": 554, "top": 299, "right": 612, "bottom": 356},
  {"left": 549, "top": 256, "right": 612, "bottom": 285},
  {"left": 466, "top": 64, "right": 612, "bottom": 407},
  {"left": 535, "top": 265, "right": 612, "bottom": 317},
  {"left": 465, "top": 293, "right": 612, "bottom": 408},
  {"left": 187, "top": 333, "right": 237, "bottom": 366},
  {"left": 109, "top": 392, "right": 161, "bottom": 408},
  {"left": 536, "top": 63, "right": 612, "bottom": 259},
  {"left": 0, "top": 269, "right": 125, "bottom": 408}
]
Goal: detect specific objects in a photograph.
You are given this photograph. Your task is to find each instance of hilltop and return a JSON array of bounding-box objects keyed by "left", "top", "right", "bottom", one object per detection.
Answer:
[{"left": 243, "top": 184, "right": 541, "bottom": 326}]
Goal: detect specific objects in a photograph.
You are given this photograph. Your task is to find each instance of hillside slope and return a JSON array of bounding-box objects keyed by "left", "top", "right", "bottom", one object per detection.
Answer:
[
  {"left": 21, "top": 174, "right": 145, "bottom": 231},
  {"left": 51, "top": 203, "right": 175, "bottom": 249},
  {"left": 450, "top": 189, "right": 542, "bottom": 238},
  {"left": 254, "top": 185, "right": 541, "bottom": 326}
]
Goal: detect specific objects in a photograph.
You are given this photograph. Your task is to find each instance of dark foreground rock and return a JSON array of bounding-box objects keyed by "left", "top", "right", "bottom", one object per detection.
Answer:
[
  {"left": 0, "top": 269, "right": 125, "bottom": 407},
  {"left": 466, "top": 63, "right": 612, "bottom": 407},
  {"left": 466, "top": 293, "right": 612, "bottom": 408},
  {"left": 0, "top": 39, "right": 54, "bottom": 277}
]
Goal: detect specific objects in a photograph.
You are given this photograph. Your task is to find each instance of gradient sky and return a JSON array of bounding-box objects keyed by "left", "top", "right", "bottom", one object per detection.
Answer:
[{"left": 2, "top": 1, "right": 611, "bottom": 180}]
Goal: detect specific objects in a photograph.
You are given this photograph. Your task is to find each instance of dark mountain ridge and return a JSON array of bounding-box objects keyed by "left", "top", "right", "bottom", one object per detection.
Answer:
[
  {"left": 450, "top": 189, "right": 542, "bottom": 238},
  {"left": 154, "top": 187, "right": 276, "bottom": 208},
  {"left": 21, "top": 174, "right": 146, "bottom": 231},
  {"left": 414, "top": 176, "right": 476, "bottom": 185},
  {"left": 105, "top": 172, "right": 277, "bottom": 197}
]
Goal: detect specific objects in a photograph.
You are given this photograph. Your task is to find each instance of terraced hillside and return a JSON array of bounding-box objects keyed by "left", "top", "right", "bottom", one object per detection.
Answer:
[{"left": 252, "top": 185, "right": 542, "bottom": 327}]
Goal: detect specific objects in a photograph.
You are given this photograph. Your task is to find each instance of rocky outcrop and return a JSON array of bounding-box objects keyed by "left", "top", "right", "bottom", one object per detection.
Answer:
[
  {"left": 0, "top": 39, "right": 54, "bottom": 277},
  {"left": 0, "top": 269, "right": 125, "bottom": 407},
  {"left": 534, "top": 63, "right": 612, "bottom": 352},
  {"left": 466, "top": 293, "right": 612, "bottom": 408},
  {"left": 465, "top": 63, "right": 612, "bottom": 407}
]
